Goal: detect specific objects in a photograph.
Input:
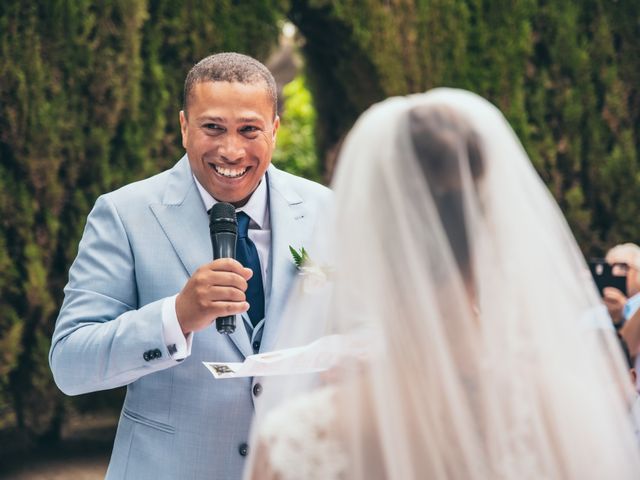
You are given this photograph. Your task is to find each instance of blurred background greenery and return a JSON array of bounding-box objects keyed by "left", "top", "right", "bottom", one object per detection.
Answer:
[{"left": 1, "top": 0, "right": 639, "bottom": 459}]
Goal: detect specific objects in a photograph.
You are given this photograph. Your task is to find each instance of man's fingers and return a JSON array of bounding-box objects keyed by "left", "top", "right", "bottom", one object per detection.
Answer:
[
  {"left": 202, "top": 260, "right": 253, "bottom": 283},
  {"left": 210, "top": 261, "right": 253, "bottom": 281},
  {"left": 211, "top": 301, "right": 249, "bottom": 317},
  {"left": 209, "top": 286, "right": 246, "bottom": 303},
  {"left": 208, "top": 258, "right": 246, "bottom": 273},
  {"left": 241, "top": 267, "right": 253, "bottom": 281},
  {"left": 202, "top": 271, "right": 248, "bottom": 291}
]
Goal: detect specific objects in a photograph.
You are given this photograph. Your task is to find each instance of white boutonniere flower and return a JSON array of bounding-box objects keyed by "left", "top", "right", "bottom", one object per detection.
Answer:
[{"left": 289, "top": 246, "right": 333, "bottom": 293}]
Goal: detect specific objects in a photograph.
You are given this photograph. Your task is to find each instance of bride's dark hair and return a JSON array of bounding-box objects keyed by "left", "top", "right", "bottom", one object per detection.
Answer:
[{"left": 408, "top": 105, "right": 485, "bottom": 284}]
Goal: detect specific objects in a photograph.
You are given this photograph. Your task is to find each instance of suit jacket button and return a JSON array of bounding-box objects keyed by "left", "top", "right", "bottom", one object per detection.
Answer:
[
  {"left": 153, "top": 349, "right": 162, "bottom": 359},
  {"left": 252, "top": 341, "right": 260, "bottom": 351},
  {"left": 238, "top": 442, "right": 249, "bottom": 456},
  {"left": 143, "top": 351, "right": 150, "bottom": 361},
  {"left": 252, "top": 383, "right": 262, "bottom": 397}
]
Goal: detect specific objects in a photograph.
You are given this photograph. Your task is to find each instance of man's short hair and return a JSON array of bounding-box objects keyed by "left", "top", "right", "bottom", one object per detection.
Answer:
[
  {"left": 183, "top": 52, "right": 278, "bottom": 118},
  {"left": 606, "top": 243, "right": 640, "bottom": 270}
]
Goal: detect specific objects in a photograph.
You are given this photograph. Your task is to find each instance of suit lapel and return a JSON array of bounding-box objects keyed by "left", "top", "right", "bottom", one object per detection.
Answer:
[
  {"left": 150, "top": 156, "right": 252, "bottom": 358},
  {"left": 260, "top": 166, "right": 308, "bottom": 352},
  {"left": 150, "top": 156, "right": 210, "bottom": 277}
]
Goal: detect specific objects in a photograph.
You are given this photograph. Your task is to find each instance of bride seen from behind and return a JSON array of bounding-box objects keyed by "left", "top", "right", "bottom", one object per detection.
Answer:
[{"left": 245, "top": 89, "right": 640, "bottom": 479}]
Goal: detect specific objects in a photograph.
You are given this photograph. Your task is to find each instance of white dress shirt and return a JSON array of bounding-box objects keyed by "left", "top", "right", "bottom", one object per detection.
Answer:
[{"left": 161, "top": 175, "right": 271, "bottom": 359}]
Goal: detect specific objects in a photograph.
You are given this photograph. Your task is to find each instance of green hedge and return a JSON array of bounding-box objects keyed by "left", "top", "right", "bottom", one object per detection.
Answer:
[
  {"left": 292, "top": 0, "right": 640, "bottom": 254},
  {"left": 272, "top": 76, "right": 321, "bottom": 182},
  {"left": 2, "top": 0, "right": 639, "bottom": 447},
  {"left": 0, "top": 0, "right": 286, "bottom": 443}
]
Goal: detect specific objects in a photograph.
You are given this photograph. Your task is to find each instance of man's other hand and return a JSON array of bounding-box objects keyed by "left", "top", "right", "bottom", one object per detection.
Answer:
[{"left": 176, "top": 258, "right": 253, "bottom": 335}]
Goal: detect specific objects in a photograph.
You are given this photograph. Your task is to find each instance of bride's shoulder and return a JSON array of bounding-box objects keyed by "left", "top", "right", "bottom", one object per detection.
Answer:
[{"left": 256, "top": 386, "right": 347, "bottom": 480}]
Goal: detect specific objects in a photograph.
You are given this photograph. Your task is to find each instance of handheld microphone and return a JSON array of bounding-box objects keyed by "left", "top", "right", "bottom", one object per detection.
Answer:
[{"left": 209, "top": 202, "right": 237, "bottom": 334}]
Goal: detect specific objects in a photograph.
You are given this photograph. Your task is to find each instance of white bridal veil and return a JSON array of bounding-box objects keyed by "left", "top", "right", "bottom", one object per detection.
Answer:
[{"left": 248, "top": 89, "right": 640, "bottom": 479}]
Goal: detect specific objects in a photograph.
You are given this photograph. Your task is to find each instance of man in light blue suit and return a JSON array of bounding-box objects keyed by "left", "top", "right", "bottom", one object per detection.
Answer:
[{"left": 49, "top": 52, "right": 332, "bottom": 479}]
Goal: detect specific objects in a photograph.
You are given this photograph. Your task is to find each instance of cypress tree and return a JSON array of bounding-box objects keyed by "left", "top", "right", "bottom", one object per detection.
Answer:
[
  {"left": 2, "top": 0, "right": 639, "bottom": 448},
  {"left": 287, "top": 0, "right": 640, "bottom": 253},
  {"left": 0, "top": 0, "right": 286, "bottom": 444}
]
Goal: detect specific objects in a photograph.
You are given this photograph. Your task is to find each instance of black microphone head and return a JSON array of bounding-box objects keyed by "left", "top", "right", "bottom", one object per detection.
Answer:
[{"left": 209, "top": 202, "right": 237, "bottom": 235}]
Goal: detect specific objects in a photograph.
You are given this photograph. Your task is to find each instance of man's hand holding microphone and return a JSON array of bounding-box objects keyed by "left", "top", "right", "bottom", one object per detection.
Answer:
[{"left": 176, "top": 203, "right": 252, "bottom": 335}]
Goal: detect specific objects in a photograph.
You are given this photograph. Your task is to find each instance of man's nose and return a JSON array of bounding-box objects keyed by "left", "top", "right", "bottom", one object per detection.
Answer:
[{"left": 219, "top": 134, "right": 245, "bottom": 163}]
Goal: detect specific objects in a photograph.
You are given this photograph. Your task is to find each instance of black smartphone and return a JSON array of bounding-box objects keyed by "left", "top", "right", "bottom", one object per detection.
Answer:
[{"left": 588, "top": 258, "right": 627, "bottom": 297}]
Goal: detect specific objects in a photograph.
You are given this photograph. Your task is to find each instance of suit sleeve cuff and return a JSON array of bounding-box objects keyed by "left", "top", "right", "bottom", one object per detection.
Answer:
[{"left": 162, "top": 295, "right": 193, "bottom": 360}]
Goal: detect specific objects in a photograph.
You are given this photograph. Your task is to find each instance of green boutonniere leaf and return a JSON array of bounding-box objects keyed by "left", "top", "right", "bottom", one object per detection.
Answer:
[{"left": 289, "top": 245, "right": 309, "bottom": 269}]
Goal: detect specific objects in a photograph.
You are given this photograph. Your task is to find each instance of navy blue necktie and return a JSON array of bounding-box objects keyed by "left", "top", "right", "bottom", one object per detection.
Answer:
[{"left": 236, "top": 212, "right": 265, "bottom": 326}]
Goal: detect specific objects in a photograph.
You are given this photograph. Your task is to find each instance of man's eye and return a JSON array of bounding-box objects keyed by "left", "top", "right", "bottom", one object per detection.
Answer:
[
  {"left": 240, "top": 126, "right": 259, "bottom": 134},
  {"left": 204, "top": 123, "right": 224, "bottom": 132}
]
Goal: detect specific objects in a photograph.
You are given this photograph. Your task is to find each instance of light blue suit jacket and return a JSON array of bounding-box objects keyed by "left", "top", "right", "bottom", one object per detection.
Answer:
[{"left": 49, "top": 156, "right": 332, "bottom": 479}]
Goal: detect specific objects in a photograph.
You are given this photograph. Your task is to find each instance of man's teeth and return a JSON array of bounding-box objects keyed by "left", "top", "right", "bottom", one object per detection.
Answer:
[{"left": 213, "top": 165, "right": 247, "bottom": 178}]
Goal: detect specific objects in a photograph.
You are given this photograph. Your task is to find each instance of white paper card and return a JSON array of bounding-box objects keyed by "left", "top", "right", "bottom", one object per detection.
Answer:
[{"left": 203, "top": 335, "right": 345, "bottom": 379}]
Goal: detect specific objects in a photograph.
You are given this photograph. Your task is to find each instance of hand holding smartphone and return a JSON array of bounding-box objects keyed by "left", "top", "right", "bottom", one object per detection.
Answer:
[{"left": 588, "top": 258, "right": 628, "bottom": 297}]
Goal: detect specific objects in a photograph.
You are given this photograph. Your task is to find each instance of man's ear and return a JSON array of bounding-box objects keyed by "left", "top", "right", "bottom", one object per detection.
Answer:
[
  {"left": 272, "top": 115, "right": 280, "bottom": 145},
  {"left": 179, "top": 110, "right": 188, "bottom": 150}
]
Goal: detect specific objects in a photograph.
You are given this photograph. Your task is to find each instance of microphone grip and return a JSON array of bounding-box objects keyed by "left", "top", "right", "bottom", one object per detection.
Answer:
[
  {"left": 212, "top": 232, "right": 236, "bottom": 259},
  {"left": 212, "top": 231, "right": 237, "bottom": 334}
]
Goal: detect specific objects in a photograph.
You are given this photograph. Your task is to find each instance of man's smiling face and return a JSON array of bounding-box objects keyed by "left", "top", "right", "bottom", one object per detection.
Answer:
[{"left": 180, "top": 81, "right": 279, "bottom": 207}]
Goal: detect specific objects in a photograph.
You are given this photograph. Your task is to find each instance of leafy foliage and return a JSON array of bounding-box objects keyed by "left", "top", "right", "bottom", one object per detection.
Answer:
[
  {"left": 0, "top": 0, "right": 286, "bottom": 444},
  {"left": 2, "top": 0, "right": 640, "bottom": 451},
  {"left": 291, "top": 0, "right": 640, "bottom": 255},
  {"left": 288, "top": 245, "right": 310, "bottom": 269},
  {"left": 272, "top": 76, "right": 321, "bottom": 182}
]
